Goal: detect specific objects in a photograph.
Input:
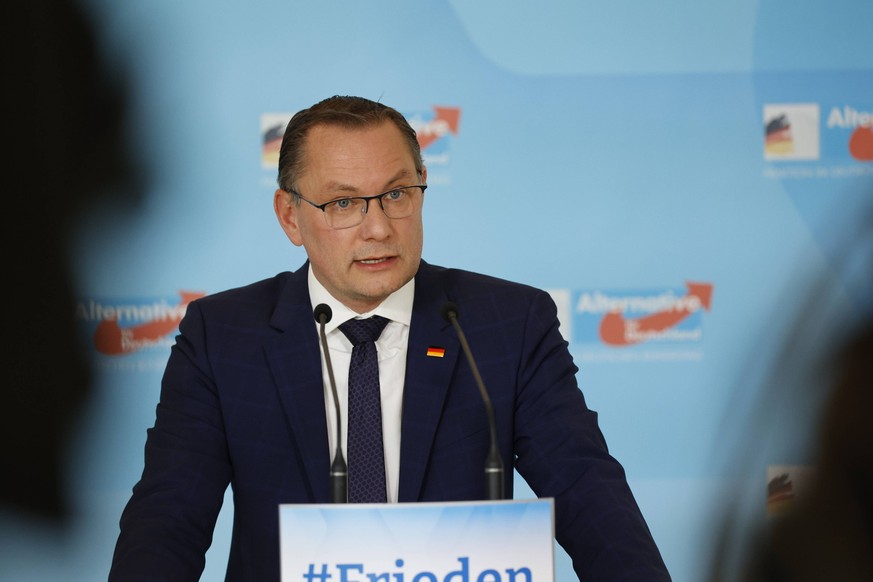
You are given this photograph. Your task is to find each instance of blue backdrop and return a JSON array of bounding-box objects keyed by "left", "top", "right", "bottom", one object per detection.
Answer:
[{"left": 5, "top": 1, "right": 871, "bottom": 580}]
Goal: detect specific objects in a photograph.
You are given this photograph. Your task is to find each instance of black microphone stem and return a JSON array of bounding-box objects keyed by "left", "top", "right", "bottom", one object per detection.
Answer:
[
  {"left": 315, "top": 305, "right": 347, "bottom": 503},
  {"left": 444, "top": 306, "right": 505, "bottom": 500}
]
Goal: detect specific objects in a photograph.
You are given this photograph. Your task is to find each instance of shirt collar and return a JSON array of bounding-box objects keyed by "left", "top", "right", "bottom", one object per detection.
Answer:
[{"left": 307, "top": 264, "right": 414, "bottom": 334}]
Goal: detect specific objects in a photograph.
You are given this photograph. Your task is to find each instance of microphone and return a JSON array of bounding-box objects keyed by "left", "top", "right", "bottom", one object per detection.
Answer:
[
  {"left": 314, "top": 303, "right": 347, "bottom": 503},
  {"left": 440, "top": 302, "right": 505, "bottom": 500}
]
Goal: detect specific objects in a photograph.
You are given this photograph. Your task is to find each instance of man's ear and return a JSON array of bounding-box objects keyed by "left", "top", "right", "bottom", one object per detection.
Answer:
[{"left": 274, "top": 189, "right": 304, "bottom": 246}]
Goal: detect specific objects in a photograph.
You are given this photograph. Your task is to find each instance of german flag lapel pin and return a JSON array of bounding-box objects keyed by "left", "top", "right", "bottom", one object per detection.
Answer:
[{"left": 426, "top": 346, "right": 446, "bottom": 358}]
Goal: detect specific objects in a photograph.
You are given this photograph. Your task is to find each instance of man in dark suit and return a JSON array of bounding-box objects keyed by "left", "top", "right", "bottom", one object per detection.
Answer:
[{"left": 110, "top": 95, "right": 670, "bottom": 581}]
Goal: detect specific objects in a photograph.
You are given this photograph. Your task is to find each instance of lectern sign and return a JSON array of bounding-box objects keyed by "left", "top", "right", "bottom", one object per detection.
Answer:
[{"left": 279, "top": 499, "right": 555, "bottom": 582}]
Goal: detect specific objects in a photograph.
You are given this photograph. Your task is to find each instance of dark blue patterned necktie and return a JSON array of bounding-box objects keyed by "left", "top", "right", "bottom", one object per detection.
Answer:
[{"left": 339, "top": 315, "right": 390, "bottom": 503}]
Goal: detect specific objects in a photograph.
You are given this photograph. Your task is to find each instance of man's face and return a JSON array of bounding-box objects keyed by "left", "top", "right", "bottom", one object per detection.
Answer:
[{"left": 274, "top": 121, "right": 426, "bottom": 313}]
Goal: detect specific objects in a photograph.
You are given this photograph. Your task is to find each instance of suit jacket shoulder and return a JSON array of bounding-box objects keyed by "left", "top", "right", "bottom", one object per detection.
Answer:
[
  {"left": 415, "top": 261, "right": 551, "bottom": 317},
  {"left": 185, "top": 266, "right": 312, "bottom": 333}
]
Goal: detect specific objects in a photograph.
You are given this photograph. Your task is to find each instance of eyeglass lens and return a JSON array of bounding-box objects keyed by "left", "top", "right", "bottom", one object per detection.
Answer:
[{"left": 323, "top": 187, "right": 419, "bottom": 228}]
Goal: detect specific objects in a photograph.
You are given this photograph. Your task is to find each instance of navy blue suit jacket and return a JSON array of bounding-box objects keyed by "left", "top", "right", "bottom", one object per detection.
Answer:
[{"left": 110, "top": 261, "right": 670, "bottom": 581}]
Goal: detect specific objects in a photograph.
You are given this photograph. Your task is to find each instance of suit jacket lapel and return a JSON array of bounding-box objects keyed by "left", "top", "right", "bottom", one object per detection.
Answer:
[
  {"left": 260, "top": 261, "right": 461, "bottom": 502},
  {"left": 398, "top": 262, "right": 460, "bottom": 501},
  {"left": 264, "top": 262, "right": 332, "bottom": 502}
]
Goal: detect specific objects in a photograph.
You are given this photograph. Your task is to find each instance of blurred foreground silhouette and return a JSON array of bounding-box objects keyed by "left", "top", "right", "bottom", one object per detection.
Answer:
[
  {"left": 710, "top": 198, "right": 873, "bottom": 580},
  {"left": 5, "top": 0, "right": 141, "bottom": 523}
]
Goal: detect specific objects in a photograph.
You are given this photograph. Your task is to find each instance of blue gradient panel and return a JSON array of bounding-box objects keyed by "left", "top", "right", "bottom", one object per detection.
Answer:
[{"left": 279, "top": 500, "right": 554, "bottom": 582}]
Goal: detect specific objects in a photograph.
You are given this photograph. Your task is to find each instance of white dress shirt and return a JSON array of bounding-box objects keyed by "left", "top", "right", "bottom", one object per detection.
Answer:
[{"left": 308, "top": 266, "right": 413, "bottom": 503}]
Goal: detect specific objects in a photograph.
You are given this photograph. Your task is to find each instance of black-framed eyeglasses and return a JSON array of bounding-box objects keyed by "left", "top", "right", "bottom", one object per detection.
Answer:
[{"left": 292, "top": 184, "right": 427, "bottom": 230}]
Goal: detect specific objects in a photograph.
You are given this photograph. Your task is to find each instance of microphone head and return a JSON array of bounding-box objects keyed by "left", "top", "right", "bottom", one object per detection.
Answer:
[
  {"left": 314, "top": 303, "right": 333, "bottom": 324},
  {"left": 440, "top": 301, "right": 459, "bottom": 323}
]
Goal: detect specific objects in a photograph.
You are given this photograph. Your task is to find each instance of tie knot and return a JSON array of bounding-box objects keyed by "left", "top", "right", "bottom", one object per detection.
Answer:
[{"left": 339, "top": 315, "right": 389, "bottom": 346}]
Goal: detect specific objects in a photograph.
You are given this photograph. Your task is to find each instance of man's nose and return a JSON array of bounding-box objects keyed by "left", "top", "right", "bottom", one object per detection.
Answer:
[{"left": 359, "top": 199, "right": 391, "bottom": 236}]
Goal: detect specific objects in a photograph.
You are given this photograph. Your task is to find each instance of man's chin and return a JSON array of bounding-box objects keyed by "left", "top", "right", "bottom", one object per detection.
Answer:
[{"left": 353, "top": 275, "right": 408, "bottom": 302}]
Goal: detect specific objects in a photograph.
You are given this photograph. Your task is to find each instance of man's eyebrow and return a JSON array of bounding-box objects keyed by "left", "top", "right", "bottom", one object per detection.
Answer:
[
  {"left": 325, "top": 170, "right": 417, "bottom": 197},
  {"left": 379, "top": 169, "right": 417, "bottom": 191}
]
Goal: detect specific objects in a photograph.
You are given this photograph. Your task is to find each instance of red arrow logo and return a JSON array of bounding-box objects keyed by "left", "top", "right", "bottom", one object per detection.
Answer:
[
  {"left": 93, "top": 291, "right": 205, "bottom": 355},
  {"left": 598, "top": 282, "right": 713, "bottom": 346},
  {"left": 849, "top": 124, "right": 873, "bottom": 161},
  {"left": 416, "top": 106, "right": 461, "bottom": 150}
]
